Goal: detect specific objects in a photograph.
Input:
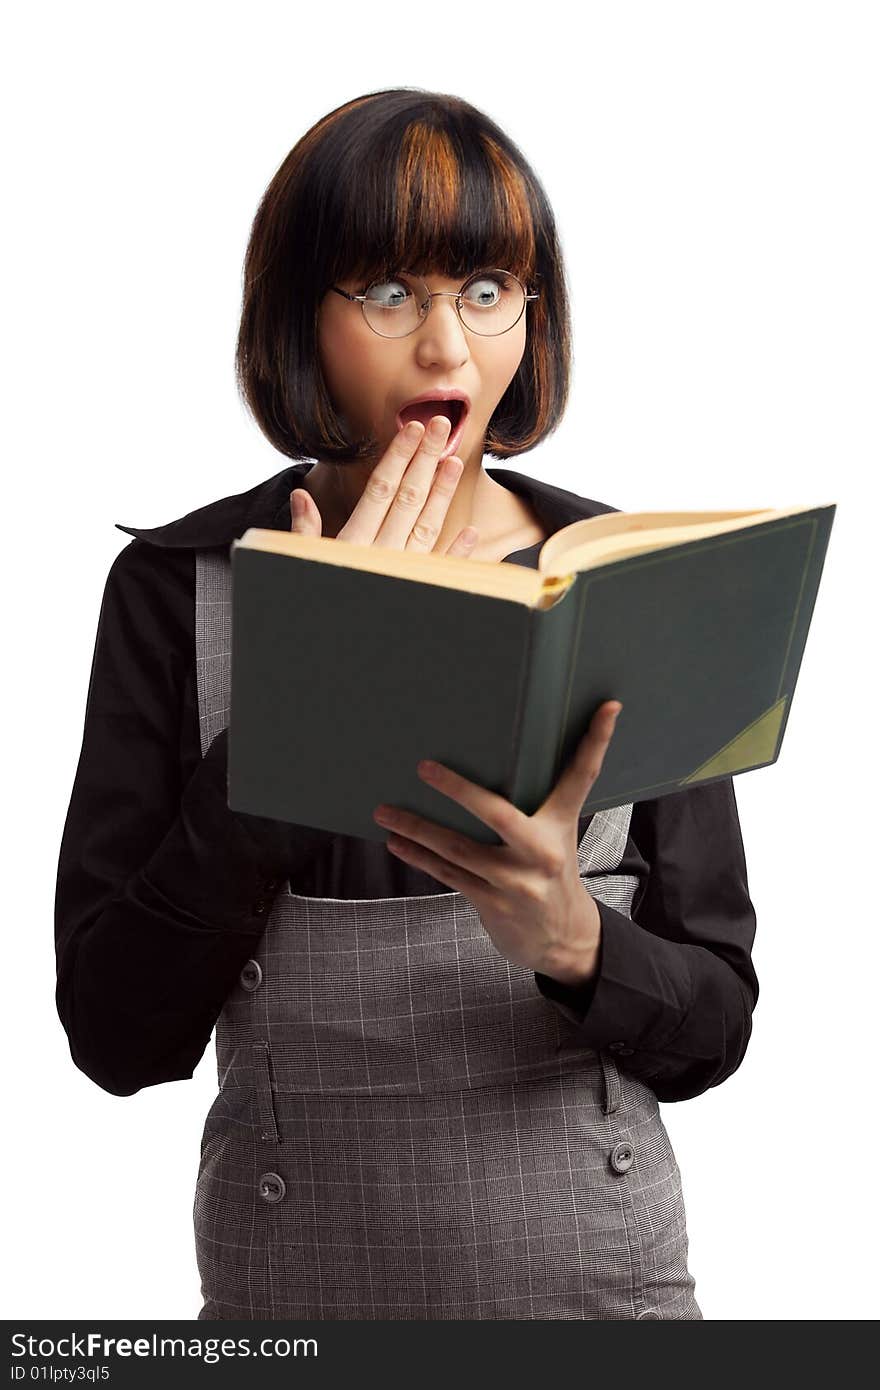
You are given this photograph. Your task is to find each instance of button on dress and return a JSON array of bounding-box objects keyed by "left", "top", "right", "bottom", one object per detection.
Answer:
[{"left": 192, "top": 548, "right": 702, "bottom": 1320}]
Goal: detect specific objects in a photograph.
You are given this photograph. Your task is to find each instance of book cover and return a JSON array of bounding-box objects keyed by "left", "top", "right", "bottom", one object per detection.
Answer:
[{"left": 227, "top": 504, "right": 835, "bottom": 845}]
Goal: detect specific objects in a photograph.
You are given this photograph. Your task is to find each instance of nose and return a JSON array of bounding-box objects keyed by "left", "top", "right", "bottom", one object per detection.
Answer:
[{"left": 415, "top": 294, "right": 469, "bottom": 365}]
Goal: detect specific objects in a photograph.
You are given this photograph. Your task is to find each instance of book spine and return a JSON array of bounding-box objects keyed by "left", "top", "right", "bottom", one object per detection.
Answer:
[{"left": 505, "top": 579, "right": 585, "bottom": 816}]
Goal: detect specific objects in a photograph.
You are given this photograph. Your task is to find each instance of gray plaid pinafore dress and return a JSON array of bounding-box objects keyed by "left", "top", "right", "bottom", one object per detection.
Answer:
[{"left": 192, "top": 546, "right": 702, "bottom": 1320}]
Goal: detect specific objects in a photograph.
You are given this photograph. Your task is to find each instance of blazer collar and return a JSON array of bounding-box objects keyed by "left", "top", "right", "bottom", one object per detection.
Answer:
[{"left": 114, "top": 460, "right": 618, "bottom": 549}]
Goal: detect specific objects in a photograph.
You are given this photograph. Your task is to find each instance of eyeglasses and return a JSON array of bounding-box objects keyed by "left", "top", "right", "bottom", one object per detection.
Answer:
[{"left": 329, "top": 268, "right": 539, "bottom": 338}]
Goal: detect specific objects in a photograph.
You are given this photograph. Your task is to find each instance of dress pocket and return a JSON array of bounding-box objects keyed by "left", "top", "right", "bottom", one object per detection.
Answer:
[
  {"left": 253, "top": 1040, "right": 280, "bottom": 1143},
  {"left": 193, "top": 1087, "right": 273, "bottom": 1320}
]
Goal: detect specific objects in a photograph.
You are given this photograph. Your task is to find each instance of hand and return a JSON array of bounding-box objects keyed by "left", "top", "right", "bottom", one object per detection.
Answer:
[
  {"left": 371, "top": 701, "right": 624, "bottom": 986},
  {"left": 289, "top": 416, "right": 479, "bottom": 556}
]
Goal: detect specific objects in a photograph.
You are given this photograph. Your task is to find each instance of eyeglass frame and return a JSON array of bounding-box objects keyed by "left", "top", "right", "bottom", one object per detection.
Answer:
[{"left": 329, "top": 268, "right": 539, "bottom": 338}]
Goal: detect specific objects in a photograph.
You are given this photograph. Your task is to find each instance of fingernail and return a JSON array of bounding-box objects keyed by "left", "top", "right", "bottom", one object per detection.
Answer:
[{"left": 292, "top": 491, "right": 304, "bottom": 517}]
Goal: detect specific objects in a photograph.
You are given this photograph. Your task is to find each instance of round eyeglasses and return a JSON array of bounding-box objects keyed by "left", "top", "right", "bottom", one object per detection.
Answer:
[{"left": 329, "top": 269, "right": 539, "bottom": 338}]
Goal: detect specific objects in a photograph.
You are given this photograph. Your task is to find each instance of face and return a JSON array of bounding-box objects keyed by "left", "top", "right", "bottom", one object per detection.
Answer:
[{"left": 316, "top": 268, "right": 528, "bottom": 471}]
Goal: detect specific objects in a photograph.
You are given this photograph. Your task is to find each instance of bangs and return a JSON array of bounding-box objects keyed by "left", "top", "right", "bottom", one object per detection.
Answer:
[{"left": 313, "top": 112, "right": 538, "bottom": 290}]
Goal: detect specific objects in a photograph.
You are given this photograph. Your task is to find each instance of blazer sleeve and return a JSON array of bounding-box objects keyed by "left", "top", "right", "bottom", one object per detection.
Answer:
[
  {"left": 54, "top": 540, "right": 333, "bottom": 1098},
  {"left": 534, "top": 779, "right": 759, "bottom": 1102}
]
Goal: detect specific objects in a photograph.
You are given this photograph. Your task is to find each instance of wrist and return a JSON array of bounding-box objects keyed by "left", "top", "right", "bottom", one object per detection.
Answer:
[
  {"left": 539, "top": 898, "right": 602, "bottom": 986},
  {"left": 541, "top": 940, "right": 599, "bottom": 987}
]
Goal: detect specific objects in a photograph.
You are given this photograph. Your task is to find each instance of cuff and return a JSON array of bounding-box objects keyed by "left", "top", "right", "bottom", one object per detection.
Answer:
[{"left": 535, "top": 898, "right": 692, "bottom": 1053}]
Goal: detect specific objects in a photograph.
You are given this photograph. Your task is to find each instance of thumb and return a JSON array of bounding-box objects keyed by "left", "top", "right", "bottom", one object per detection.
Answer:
[
  {"left": 290, "top": 488, "right": 322, "bottom": 536},
  {"left": 545, "top": 701, "right": 623, "bottom": 820}
]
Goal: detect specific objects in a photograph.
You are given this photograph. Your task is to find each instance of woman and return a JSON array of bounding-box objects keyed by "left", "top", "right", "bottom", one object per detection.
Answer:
[{"left": 54, "top": 88, "right": 758, "bottom": 1320}]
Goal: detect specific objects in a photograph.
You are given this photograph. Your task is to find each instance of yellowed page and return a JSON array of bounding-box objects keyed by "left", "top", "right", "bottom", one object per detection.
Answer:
[
  {"left": 235, "top": 502, "right": 822, "bottom": 607},
  {"left": 536, "top": 508, "right": 772, "bottom": 574},
  {"left": 233, "top": 529, "right": 552, "bottom": 606},
  {"left": 538, "top": 504, "right": 818, "bottom": 579}
]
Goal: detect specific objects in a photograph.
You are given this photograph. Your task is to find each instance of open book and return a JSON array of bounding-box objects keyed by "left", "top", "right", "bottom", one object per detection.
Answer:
[{"left": 226, "top": 502, "right": 835, "bottom": 845}]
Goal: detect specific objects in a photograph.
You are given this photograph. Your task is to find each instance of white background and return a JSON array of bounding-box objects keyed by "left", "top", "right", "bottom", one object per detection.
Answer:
[{"left": 4, "top": 0, "right": 877, "bottom": 1322}]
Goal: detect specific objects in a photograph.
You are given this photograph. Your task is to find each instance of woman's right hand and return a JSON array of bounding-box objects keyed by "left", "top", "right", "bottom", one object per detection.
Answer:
[{"left": 288, "top": 415, "right": 479, "bottom": 556}]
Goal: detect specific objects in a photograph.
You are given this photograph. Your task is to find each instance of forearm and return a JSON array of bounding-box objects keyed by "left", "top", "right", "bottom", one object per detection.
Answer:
[
  {"left": 56, "top": 728, "right": 329, "bottom": 1096},
  {"left": 535, "top": 781, "right": 759, "bottom": 1103}
]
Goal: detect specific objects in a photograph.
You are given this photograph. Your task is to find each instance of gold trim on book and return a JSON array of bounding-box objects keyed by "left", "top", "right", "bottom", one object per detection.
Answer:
[{"left": 681, "top": 697, "right": 788, "bottom": 781}]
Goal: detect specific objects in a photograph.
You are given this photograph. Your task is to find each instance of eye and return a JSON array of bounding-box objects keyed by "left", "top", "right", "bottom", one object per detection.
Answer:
[
  {"left": 463, "top": 273, "right": 510, "bottom": 307},
  {"left": 364, "top": 278, "right": 412, "bottom": 308}
]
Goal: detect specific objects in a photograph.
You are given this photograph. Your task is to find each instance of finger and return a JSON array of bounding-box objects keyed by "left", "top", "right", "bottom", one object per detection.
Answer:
[
  {"left": 546, "top": 701, "right": 623, "bottom": 819},
  {"left": 373, "top": 805, "right": 497, "bottom": 894},
  {"left": 372, "top": 414, "right": 456, "bottom": 550},
  {"left": 289, "top": 488, "right": 322, "bottom": 536},
  {"left": 383, "top": 829, "right": 494, "bottom": 896},
  {"left": 336, "top": 420, "right": 430, "bottom": 546},
  {"left": 443, "top": 516, "right": 479, "bottom": 558},
  {"left": 410, "top": 758, "right": 540, "bottom": 861},
  {"left": 404, "top": 455, "right": 471, "bottom": 555}
]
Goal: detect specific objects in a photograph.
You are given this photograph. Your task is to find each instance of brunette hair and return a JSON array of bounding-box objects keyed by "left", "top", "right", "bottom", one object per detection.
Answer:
[{"left": 235, "top": 88, "right": 572, "bottom": 463}]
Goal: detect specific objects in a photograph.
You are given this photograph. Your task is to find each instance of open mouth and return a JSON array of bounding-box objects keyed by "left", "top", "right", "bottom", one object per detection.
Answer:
[
  {"left": 396, "top": 398, "right": 468, "bottom": 458},
  {"left": 397, "top": 398, "right": 465, "bottom": 431}
]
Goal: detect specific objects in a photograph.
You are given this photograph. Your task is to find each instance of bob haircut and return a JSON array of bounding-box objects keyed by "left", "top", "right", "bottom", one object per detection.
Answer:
[{"left": 235, "top": 88, "right": 572, "bottom": 464}]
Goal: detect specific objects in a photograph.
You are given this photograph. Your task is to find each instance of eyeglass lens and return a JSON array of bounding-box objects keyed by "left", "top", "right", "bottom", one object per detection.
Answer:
[{"left": 362, "top": 270, "right": 526, "bottom": 337}]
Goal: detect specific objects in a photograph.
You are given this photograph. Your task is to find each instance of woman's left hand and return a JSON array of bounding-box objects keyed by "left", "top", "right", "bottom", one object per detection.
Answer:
[{"left": 372, "top": 700, "right": 623, "bottom": 986}]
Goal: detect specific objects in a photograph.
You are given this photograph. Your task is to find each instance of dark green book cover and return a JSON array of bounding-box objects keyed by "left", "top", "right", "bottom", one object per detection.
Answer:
[{"left": 227, "top": 504, "right": 835, "bottom": 846}]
